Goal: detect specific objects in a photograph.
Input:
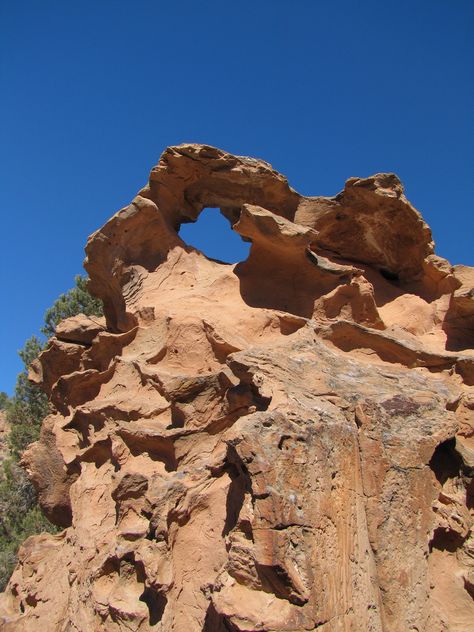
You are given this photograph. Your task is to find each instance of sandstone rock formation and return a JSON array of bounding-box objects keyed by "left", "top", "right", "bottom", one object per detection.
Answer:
[{"left": 1, "top": 144, "right": 473, "bottom": 631}]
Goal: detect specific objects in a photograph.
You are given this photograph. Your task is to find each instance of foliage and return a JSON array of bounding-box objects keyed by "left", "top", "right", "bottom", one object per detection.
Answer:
[
  {"left": 7, "top": 337, "right": 49, "bottom": 460},
  {"left": 0, "top": 460, "right": 56, "bottom": 589},
  {"left": 0, "top": 275, "right": 103, "bottom": 590},
  {"left": 0, "top": 392, "right": 8, "bottom": 409}
]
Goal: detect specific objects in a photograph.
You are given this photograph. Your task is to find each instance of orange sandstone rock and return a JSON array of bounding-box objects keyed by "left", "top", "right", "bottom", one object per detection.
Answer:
[{"left": 1, "top": 144, "right": 473, "bottom": 631}]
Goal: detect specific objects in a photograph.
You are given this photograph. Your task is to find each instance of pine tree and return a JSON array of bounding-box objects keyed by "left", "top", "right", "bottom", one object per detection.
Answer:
[
  {"left": 7, "top": 337, "right": 49, "bottom": 459},
  {"left": 0, "top": 392, "right": 8, "bottom": 409}
]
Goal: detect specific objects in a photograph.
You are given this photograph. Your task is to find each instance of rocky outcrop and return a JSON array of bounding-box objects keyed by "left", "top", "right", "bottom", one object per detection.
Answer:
[{"left": 1, "top": 144, "right": 473, "bottom": 631}]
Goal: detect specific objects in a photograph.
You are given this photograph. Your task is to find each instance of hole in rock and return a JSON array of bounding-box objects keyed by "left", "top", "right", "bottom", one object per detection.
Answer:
[
  {"left": 429, "top": 526, "right": 466, "bottom": 553},
  {"left": 179, "top": 207, "right": 250, "bottom": 264},
  {"left": 379, "top": 268, "right": 400, "bottom": 282},
  {"left": 139, "top": 587, "right": 167, "bottom": 626},
  {"left": 429, "top": 437, "right": 462, "bottom": 485},
  {"left": 203, "top": 602, "right": 236, "bottom": 631},
  {"left": 255, "top": 563, "right": 307, "bottom": 606},
  {"left": 117, "top": 431, "right": 178, "bottom": 472}
]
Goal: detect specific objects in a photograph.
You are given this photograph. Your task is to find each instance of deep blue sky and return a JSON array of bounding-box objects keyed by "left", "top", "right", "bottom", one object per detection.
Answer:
[{"left": 1, "top": 1, "right": 473, "bottom": 394}]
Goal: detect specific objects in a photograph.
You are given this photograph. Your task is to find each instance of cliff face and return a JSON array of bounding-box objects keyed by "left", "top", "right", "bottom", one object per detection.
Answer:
[{"left": 1, "top": 144, "right": 473, "bottom": 631}]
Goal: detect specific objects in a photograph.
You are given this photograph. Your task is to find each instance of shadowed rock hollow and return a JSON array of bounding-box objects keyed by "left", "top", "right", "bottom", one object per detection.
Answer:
[{"left": 1, "top": 144, "right": 473, "bottom": 631}]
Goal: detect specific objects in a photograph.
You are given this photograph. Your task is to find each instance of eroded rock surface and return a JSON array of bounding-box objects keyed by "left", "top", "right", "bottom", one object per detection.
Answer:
[{"left": 1, "top": 144, "right": 473, "bottom": 631}]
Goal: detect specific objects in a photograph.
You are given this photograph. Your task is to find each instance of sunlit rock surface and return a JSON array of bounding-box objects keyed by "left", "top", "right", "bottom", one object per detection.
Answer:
[{"left": 1, "top": 144, "right": 473, "bottom": 631}]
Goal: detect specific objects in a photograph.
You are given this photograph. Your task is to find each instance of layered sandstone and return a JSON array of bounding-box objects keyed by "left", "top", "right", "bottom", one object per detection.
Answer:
[{"left": 1, "top": 144, "right": 473, "bottom": 631}]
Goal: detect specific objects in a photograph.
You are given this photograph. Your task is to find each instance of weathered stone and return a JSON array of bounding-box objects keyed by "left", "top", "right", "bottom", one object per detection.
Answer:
[
  {"left": 55, "top": 313, "right": 106, "bottom": 345},
  {"left": 1, "top": 144, "right": 473, "bottom": 632}
]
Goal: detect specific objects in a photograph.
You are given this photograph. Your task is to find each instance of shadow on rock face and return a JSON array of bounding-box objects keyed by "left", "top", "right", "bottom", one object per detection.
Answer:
[
  {"left": 232, "top": 204, "right": 356, "bottom": 318},
  {"left": 234, "top": 257, "right": 339, "bottom": 318}
]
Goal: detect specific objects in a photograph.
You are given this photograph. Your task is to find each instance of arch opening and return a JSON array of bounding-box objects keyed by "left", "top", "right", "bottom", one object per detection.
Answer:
[{"left": 179, "top": 207, "right": 250, "bottom": 264}]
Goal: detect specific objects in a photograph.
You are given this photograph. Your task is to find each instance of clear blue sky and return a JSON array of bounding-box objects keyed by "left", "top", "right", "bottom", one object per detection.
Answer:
[{"left": 1, "top": 1, "right": 473, "bottom": 394}]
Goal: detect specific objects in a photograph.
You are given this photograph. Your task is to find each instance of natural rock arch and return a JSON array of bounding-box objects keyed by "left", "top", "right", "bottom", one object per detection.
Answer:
[{"left": 2, "top": 144, "right": 473, "bottom": 632}]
